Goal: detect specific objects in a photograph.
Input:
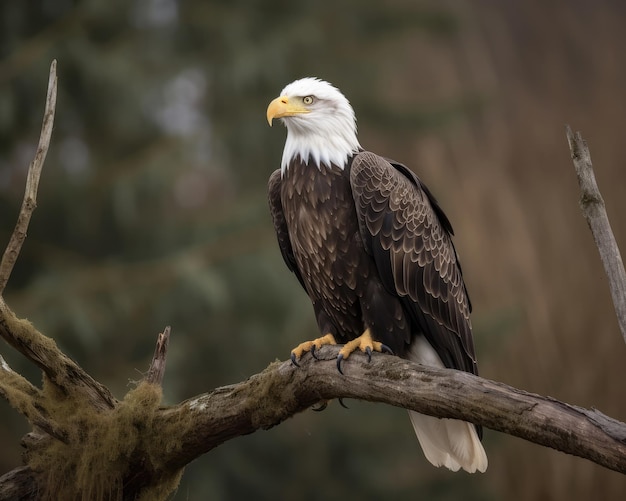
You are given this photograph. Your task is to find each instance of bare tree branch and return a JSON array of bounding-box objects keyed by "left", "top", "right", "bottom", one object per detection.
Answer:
[
  {"left": 0, "top": 353, "right": 38, "bottom": 400},
  {"left": 0, "top": 467, "right": 37, "bottom": 501},
  {"left": 155, "top": 347, "right": 626, "bottom": 475},
  {"left": 0, "top": 354, "right": 67, "bottom": 441},
  {"left": 566, "top": 125, "right": 626, "bottom": 345},
  {"left": 0, "top": 62, "right": 115, "bottom": 412},
  {"left": 0, "top": 297, "right": 116, "bottom": 411},
  {"left": 2, "top": 347, "right": 626, "bottom": 500},
  {"left": 145, "top": 326, "right": 170, "bottom": 385},
  {"left": 0, "top": 60, "right": 57, "bottom": 296}
]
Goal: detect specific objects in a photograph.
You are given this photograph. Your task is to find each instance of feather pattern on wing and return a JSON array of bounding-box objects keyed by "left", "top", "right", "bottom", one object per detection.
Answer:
[
  {"left": 268, "top": 169, "right": 307, "bottom": 291},
  {"left": 350, "top": 151, "right": 477, "bottom": 375}
]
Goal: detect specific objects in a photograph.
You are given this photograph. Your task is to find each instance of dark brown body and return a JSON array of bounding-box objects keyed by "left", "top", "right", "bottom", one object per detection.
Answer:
[
  {"left": 278, "top": 157, "right": 410, "bottom": 356},
  {"left": 268, "top": 151, "right": 477, "bottom": 374}
]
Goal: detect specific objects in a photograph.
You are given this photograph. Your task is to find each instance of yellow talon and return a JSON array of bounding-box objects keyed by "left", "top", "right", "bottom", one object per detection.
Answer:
[
  {"left": 291, "top": 333, "right": 337, "bottom": 361},
  {"left": 337, "top": 328, "right": 383, "bottom": 361}
]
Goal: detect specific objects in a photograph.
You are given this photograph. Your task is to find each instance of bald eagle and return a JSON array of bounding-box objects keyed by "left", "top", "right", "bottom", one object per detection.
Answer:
[{"left": 266, "top": 78, "right": 487, "bottom": 473}]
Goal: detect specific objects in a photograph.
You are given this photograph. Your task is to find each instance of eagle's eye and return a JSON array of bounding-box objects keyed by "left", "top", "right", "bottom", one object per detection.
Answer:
[{"left": 303, "top": 95, "right": 314, "bottom": 105}]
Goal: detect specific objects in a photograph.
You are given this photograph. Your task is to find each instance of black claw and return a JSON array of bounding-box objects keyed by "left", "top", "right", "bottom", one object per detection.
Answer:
[
  {"left": 381, "top": 344, "right": 394, "bottom": 356},
  {"left": 311, "top": 345, "right": 319, "bottom": 360},
  {"left": 365, "top": 346, "right": 372, "bottom": 362},
  {"left": 336, "top": 354, "right": 345, "bottom": 375},
  {"left": 290, "top": 352, "right": 300, "bottom": 368},
  {"left": 312, "top": 401, "right": 328, "bottom": 412},
  {"left": 338, "top": 398, "right": 349, "bottom": 409}
]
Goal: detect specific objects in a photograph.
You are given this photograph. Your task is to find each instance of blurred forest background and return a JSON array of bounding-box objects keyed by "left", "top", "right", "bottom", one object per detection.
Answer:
[{"left": 1, "top": 0, "right": 626, "bottom": 499}]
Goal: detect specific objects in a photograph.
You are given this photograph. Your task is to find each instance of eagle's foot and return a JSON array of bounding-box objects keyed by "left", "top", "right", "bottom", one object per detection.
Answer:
[
  {"left": 336, "top": 328, "right": 393, "bottom": 374},
  {"left": 312, "top": 401, "right": 328, "bottom": 412},
  {"left": 290, "top": 333, "right": 337, "bottom": 367},
  {"left": 311, "top": 398, "right": 349, "bottom": 412}
]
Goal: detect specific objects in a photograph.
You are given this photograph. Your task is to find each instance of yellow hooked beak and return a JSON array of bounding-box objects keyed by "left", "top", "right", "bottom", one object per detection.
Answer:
[{"left": 266, "top": 96, "right": 310, "bottom": 126}]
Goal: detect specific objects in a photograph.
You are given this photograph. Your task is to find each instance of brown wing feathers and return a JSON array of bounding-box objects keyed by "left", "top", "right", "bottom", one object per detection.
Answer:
[
  {"left": 350, "top": 152, "right": 477, "bottom": 375},
  {"left": 268, "top": 169, "right": 307, "bottom": 291}
]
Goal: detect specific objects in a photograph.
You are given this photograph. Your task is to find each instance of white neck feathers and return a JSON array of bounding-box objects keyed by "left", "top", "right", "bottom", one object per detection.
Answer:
[{"left": 281, "top": 123, "right": 360, "bottom": 172}]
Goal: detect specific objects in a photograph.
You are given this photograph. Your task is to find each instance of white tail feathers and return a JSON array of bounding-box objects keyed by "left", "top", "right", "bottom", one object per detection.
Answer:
[
  {"left": 409, "top": 411, "right": 487, "bottom": 473},
  {"left": 407, "top": 337, "right": 488, "bottom": 473}
]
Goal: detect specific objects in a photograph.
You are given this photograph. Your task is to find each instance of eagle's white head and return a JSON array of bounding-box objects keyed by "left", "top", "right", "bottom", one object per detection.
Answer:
[{"left": 267, "top": 77, "right": 361, "bottom": 173}]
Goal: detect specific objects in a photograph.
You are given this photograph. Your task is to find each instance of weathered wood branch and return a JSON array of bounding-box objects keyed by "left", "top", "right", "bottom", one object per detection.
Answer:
[
  {"left": 0, "top": 295, "right": 116, "bottom": 411},
  {"left": 155, "top": 347, "right": 626, "bottom": 475},
  {"left": 0, "top": 61, "right": 115, "bottom": 412},
  {"left": 0, "top": 354, "right": 67, "bottom": 442},
  {"left": 0, "top": 320, "right": 178, "bottom": 500},
  {"left": 2, "top": 345, "right": 626, "bottom": 499},
  {"left": 566, "top": 125, "right": 626, "bottom": 345},
  {"left": 0, "top": 60, "right": 57, "bottom": 296},
  {"left": 0, "top": 467, "right": 37, "bottom": 500},
  {"left": 146, "top": 326, "right": 171, "bottom": 385}
]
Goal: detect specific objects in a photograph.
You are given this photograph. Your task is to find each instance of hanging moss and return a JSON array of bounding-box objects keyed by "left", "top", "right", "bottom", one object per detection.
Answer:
[
  {"left": 0, "top": 303, "right": 189, "bottom": 498},
  {"left": 27, "top": 378, "right": 184, "bottom": 500}
]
